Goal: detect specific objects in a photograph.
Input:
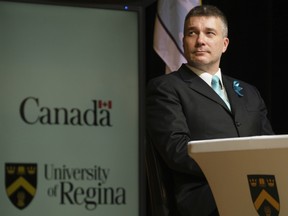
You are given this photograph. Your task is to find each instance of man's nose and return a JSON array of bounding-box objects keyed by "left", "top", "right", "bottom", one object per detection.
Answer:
[{"left": 196, "top": 33, "right": 205, "bottom": 45}]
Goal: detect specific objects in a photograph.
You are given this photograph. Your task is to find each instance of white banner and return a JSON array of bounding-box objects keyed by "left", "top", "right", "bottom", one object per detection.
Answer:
[
  {"left": 0, "top": 1, "right": 141, "bottom": 215},
  {"left": 153, "top": 0, "right": 201, "bottom": 73}
]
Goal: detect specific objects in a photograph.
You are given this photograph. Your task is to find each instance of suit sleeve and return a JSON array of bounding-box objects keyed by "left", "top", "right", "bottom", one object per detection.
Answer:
[
  {"left": 146, "top": 76, "right": 204, "bottom": 177},
  {"left": 252, "top": 86, "right": 274, "bottom": 135}
]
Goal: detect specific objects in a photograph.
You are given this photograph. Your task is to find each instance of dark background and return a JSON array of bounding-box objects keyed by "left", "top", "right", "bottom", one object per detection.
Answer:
[{"left": 145, "top": 0, "right": 288, "bottom": 135}]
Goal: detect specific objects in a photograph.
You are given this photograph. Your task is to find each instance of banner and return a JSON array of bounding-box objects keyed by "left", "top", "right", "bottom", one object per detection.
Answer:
[
  {"left": 153, "top": 0, "right": 201, "bottom": 73},
  {"left": 0, "top": 1, "right": 142, "bottom": 215}
]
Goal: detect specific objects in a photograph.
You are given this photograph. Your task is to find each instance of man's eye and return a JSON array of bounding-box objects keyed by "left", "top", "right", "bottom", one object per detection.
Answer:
[
  {"left": 188, "top": 31, "right": 195, "bottom": 35},
  {"left": 207, "top": 31, "right": 216, "bottom": 35}
]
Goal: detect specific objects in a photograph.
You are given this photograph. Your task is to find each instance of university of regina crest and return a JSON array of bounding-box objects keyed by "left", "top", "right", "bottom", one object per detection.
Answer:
[
  {"left": 247, "top": 175, "right": 280, "bottom": 216},
  {"left": 5, "top": 163, "right": 37, "bottom": 209}
]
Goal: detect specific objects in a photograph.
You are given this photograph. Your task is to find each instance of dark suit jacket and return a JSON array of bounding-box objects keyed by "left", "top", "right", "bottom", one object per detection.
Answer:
[{"left": 146, "top": 64, "right": 274, "bottom": 216}]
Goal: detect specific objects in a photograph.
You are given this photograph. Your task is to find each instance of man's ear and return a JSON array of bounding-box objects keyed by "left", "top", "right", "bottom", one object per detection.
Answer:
[{"left": 222, "top": 37, "right": 229, "bottom": 53}]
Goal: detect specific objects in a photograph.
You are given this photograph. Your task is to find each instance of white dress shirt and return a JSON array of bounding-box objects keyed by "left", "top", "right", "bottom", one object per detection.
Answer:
[{"left": 186, "top": 64, "right": 230, "bottom": 104}]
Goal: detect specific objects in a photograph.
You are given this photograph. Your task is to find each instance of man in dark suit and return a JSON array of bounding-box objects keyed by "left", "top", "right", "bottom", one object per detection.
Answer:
[{"left": 146, "top": 5, "right": 274, "bottom": 216}]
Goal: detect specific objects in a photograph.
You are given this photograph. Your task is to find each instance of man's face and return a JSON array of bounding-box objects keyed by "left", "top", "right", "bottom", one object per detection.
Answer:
[{"left": 183, "top": 16, "right": 229, "bottom": 73}]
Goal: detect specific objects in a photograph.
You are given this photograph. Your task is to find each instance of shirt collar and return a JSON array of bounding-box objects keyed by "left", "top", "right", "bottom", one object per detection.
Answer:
[{"left": 185, "top": 64, "right": 223, "bottom": 87}]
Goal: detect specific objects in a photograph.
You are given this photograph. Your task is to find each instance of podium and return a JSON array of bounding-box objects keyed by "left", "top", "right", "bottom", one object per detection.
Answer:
[{"left": 188, "top": 135, "right": 288, "bottom": 216}]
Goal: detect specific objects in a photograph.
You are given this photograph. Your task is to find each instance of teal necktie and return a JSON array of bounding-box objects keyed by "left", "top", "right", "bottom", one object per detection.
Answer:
[{"left": 211, "top": 75, "right": 231, "bottom": 110}]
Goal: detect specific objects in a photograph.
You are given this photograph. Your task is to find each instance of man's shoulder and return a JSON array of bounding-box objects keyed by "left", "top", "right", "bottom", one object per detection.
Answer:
[
  {"left": 147, "top": 65, "right": 190, "bottom": 86},
  {"left": 146, "top": 71, "right": 185, "bottom": 96},
  {"left": 148, "top": 71, "right": 178, "bottom": 82},
  {"left": 147, "top": 70, "right": 183, "bottom": 87}
]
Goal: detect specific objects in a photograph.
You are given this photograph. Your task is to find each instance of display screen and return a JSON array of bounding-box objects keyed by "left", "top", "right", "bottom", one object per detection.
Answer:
[{"left": 0, "top": 1, "right": 144, "bottom": 215}]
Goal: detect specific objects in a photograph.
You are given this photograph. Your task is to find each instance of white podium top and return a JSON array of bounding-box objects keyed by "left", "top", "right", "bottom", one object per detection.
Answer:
[{"left": 188, "top": 135, "right": 288, "bottom": 216}]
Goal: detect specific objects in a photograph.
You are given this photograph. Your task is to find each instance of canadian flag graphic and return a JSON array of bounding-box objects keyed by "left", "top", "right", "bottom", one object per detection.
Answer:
[{"left": 98, "top": 100, "right": 112, "bottom": 109}]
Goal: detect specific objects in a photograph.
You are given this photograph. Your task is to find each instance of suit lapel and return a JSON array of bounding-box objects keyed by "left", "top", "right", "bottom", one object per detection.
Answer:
[
  {"left": 179, "top": 65, "right": 231, "bottom": 111},
  {"left": 222, "top": 75, "right": 245, "bottom": 114}
]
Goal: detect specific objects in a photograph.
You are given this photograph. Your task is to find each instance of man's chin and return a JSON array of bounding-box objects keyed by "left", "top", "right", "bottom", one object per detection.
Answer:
[{"left": 190, "top": 59, "right": 208, "bottom": 67}]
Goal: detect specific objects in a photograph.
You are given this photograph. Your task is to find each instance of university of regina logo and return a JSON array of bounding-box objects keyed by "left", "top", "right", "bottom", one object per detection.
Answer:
[
  {"left": 5, "top": 163, "right": 37, "bottom": 209},
  {"left": 247, "top": 175, "right": 280, "bottom": 216}
]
